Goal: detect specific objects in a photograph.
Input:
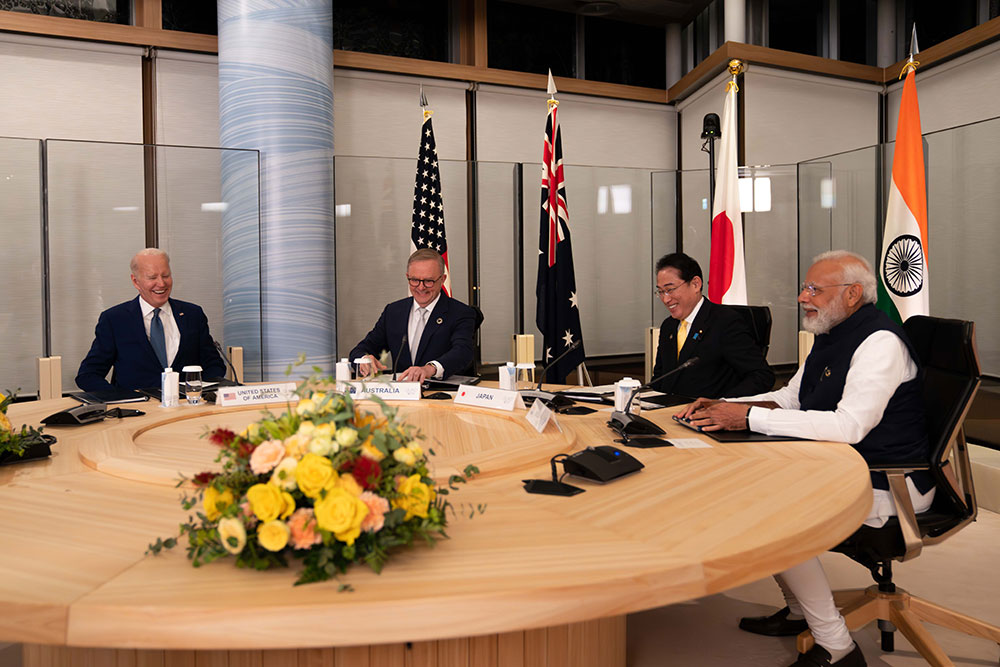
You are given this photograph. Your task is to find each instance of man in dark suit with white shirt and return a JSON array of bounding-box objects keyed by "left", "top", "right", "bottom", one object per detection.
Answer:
[
  {"left": 651, "top": 252, "right": 773, "bottom": 398},
  {"left": 350, "top": 248, "right": 476, "bottom": 382},
  {"left": 76, "top": 248, "right": 225, "bottom": 392}
]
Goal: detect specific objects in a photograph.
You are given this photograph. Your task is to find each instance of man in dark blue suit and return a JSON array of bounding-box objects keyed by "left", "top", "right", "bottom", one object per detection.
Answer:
[
  {"left": 76, "top": 248, "right": 226, "bottom": 392},
  {"left": 350, "top": 249, "right": 476, "bottom": 382},
  {"left": 651, "top": 252, "right": 773, "bottom": 398}
]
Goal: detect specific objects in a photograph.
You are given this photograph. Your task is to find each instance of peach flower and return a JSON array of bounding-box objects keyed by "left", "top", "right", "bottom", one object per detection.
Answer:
[
  {"left": 359, "top": 491, "right": 390, "bottom": 533},
  {"left": 287, "top": 508, "right": 322, "bottom": 550},
  {"left": 249, "top": 439, "right": 285, "bottom": 475}
]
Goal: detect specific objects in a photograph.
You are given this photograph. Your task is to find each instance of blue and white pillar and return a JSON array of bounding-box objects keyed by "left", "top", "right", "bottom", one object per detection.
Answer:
[{"left": 218, "top": 0, "right": 336, "bottom": 379}]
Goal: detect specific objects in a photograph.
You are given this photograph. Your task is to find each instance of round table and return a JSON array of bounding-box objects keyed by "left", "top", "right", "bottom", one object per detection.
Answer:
[{"left": 0, "top": 393, "right": 872, "bottom": 667}]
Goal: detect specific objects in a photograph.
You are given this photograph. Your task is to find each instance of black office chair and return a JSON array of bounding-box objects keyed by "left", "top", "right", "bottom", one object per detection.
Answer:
[
  {"left": 466, "top": 305, "right": 485, "bottom": 376},
  {"left": 729, "top": 304, "right": 772, "bottom": 356},
  {"left": 797, "top": 316, "right": 1000, "bottom": 662}
]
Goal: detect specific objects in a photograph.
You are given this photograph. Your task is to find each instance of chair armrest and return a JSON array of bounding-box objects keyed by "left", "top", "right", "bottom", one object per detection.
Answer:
[
  {"left": 885, "top": 471, "right": 923, "bottom": 561},
  {"left": 866, "top": 462, "right": 931, "bottom": 473}
]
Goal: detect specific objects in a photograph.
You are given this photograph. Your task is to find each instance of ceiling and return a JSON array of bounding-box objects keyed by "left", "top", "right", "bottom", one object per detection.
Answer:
[{"left": 496, "top": 0, "right": 714, "bottom": 26}]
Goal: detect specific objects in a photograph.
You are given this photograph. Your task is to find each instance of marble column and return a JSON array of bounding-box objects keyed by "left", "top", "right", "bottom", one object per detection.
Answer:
[{"left": 218, "top": 0, "right": 336, "bottom": 379}]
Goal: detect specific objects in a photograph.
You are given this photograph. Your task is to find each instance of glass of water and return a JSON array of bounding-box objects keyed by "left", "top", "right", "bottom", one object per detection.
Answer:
[{"left": 182, "top": 365, "right": 203, "bottom": 405}]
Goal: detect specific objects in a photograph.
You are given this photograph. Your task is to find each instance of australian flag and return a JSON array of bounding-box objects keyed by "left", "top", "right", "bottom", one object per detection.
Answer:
[
  {"left": 536, "top": 100, "right": 585, "bottom": 384},
  {"left": 411, "top": 111, "right": 451, "bottom": 296}
]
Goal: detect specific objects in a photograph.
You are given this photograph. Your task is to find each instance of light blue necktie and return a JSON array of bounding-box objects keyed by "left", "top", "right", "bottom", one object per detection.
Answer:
[{"left": 150, "top": 308, "right": 168, "bottom": 369}]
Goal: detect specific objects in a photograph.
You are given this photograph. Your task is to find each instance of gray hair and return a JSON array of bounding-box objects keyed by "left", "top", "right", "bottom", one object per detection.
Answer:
[
  {"left": 130, "top": 248, "right": 170, "bottom": 275},
  {"left": 407, "top": 248, "right": 445, "bottom": 273},
  {"left": 813, "top": 250, "right": 877, "bottom": 304}
]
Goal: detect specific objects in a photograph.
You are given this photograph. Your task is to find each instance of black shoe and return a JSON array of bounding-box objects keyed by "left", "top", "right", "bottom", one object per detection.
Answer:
[
  {"left": 788, "top": 643, "right": 866, "bottom": 666},
  {"left": 739, "top": 607, "right": 809, "bottom": 637}
]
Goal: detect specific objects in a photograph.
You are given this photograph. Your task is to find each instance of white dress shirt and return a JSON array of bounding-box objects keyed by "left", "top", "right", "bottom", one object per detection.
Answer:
[
  {"left": 139, "top": 297, "right": 180, "bottom": 368},
  {"left": 407, "top": 295, "right": 443, "bottom": 379},
  {"left": 732, "top": 329, "right": 933, "bottom": 526}
]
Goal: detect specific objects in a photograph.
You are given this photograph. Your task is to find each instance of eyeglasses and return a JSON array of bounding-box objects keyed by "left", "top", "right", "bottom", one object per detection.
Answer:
[
  {"left": 407, "top": 276, "right": 442, "bottom": 289},
  {"left": 799, "top": 282, "right": 854, "bottom": 297},
  {"left": 654, "top": 280, "right": 689, "bottom": 298}
]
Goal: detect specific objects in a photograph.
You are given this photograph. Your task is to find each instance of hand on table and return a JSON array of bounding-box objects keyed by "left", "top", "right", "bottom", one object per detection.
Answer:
[
  {"left": 683, "top": 399, "right": 750, "bottom": 432},
  {"left": 397, "top": 364, "right": 436, "bottom": 383},
  {"left": 358, "top": 355, "right": 386, "bottom": 377}
]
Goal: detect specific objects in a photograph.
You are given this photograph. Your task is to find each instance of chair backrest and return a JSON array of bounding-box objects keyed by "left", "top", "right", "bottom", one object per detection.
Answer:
[
  {"left": 728, "top": 305, "right": 772, "bottom": 357},
  {"left": 902, "top": 315, "right": 981, "bottom": 538}
]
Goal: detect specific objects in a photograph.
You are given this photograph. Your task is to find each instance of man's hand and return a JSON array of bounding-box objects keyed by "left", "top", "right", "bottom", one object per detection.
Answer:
[
  {"left": 358, "top": 354, "right": 386, "bottom": 377},
  {"left": 687, "top": 401, "right": 751, "bottom": 432},
  {"left": 398, "top": 364, "right": 436, "bottom": 383},
  {"left": 678, "top": 397, "right": 719, "bottom": 420}
]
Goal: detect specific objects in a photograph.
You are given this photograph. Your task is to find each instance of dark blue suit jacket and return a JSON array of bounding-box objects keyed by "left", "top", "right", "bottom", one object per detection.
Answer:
[
  {"left": 75, "top": 296, "right": 226, "bottom": 391},
  {"left": 349, "top": 295, "right": 476, "bottom": 379},
  {"left": 652, "top": 298, "right": 774, "bottom": 399}
]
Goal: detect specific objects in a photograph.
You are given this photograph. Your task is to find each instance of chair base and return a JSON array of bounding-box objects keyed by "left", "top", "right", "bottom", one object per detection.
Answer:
[{"left": 796, "top": 585, "right": 1000, "bottom": 667}]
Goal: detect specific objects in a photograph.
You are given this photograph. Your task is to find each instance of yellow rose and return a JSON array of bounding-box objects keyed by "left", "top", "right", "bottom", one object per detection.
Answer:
[
  {"left": 314, "top": 487, "right": 369, "bottom": 546},
  {"left": 394, "top": 474, "right": 436, "bottom": 520},
  {"left": 296, "top": 398, "right": 316, "bottom": 416},
  {"left": 294, "top": 453, "right": 338, "bottom": 499},
  {"left": 246, "top": 483, "right": 286, "bottom": 522},
  {"left": 218, "top": 517, "right": 247, "bottom": 554},
  {"left": 203, "top": 486, "right": 235, "bottom": 521},
  {"left": 360, "top": 439, "right": 385, "bottom": 462},
  {"left": 240, "top": 423, "right": 260, "bottom": 441},
  {"left": 270, "top": 457, "right": 298, "bottom": 490},
  {"left": 314, "top": 423, "right": 334, "bottom": 438},
  {"left": 335, "top": 427, "right": 358, "bottom": 448},
  {"left": 297, "top": 420, "right": 315, "bottom": 437},
  {"left": 408, "top": 442, "right": 424, "bottom": 459},
  {"left": 308, "top": 435, "right": 334, "bottom": 456},
  {"left": 312, "top": 392, "right": 329, "bottom": 412},
  {"left": 257, "top": 520, "right": 290, "bottom": 552},
  {"left": 280, "top": 490, "right": 295, "bottom": 519},
  {"left": 339, "top": 474, "right": 363, "bottom": 497},
  {"left": 283, "top": 433, "right": 310, "bottom": 459},
  {"left": 393, "top": 446, "right": 416, "bottom": 466}
]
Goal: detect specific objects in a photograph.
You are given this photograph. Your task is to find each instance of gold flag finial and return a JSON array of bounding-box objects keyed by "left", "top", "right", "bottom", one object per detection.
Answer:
[{"left": 727, "top": 59, "right": 744, "bottom": 76}]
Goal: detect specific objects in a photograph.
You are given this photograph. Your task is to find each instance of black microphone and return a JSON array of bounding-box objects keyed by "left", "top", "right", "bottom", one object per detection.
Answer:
[
  {"left": 213, "top": 340, "right": 241, "bottom": 384},
  {"left": 537, "top": 339, "right": 582, "bottom": 389},
  {"left": 520, "top": 339, "right": 582, "bottom": 406},
  {"left": 608, "top": 357, "right": 701, "bottom": 437},
  {"left": 392, "top": 335, "right": 408, "bottom": 381}
]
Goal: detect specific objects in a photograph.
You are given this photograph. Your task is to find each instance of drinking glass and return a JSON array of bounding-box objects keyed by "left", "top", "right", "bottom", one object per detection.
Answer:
[{"left": 182, "top": 365, "right": 203, "bottom": 405}]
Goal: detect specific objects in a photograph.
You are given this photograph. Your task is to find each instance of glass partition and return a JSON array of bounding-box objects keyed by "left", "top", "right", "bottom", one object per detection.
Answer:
[
  {"left": 798, "top": 117, "right": 1000, "bottom": 376},
  {"left": 0, "top": 137, "right": 43, "bottom": 396}
]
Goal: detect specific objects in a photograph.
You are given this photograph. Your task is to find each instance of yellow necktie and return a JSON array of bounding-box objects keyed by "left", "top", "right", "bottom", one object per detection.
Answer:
[{"left": 676, "top": 320, "right": 688, "bottom": 358}]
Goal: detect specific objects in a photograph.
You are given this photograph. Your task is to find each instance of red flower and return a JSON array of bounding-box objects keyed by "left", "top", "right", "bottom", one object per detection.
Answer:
[
  {"left": 192, "top": 471, "right": 218, "bottom": 487},
  {"left": 349, "top": 456, "right": 382, "bottom": 491},
  {"left": 209, "top": 428, "right": 238, "bottom": 447},
  {"left": 236, "top": 439, "right": 255, "bottom": 459}
]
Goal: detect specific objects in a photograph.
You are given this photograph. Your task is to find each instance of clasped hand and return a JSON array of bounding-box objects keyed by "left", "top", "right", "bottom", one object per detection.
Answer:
[{"left": 677, "top": 398, "right": 750, "bottom": 431}]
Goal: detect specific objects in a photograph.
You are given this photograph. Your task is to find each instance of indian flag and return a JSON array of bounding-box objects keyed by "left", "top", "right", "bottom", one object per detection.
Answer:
[{"left": 877, "top": 66, "right": 928, "bottom": 323}]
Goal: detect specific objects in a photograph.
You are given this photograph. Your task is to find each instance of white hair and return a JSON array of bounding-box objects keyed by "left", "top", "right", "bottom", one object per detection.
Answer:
[
  {"left": 130, "top": 248, "right": 170, "bottom": 275},
  {"left": 812, "top": 250, "right": 877, "bottom": 304}
]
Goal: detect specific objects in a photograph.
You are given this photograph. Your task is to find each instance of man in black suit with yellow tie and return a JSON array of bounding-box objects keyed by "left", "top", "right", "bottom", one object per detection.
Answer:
[{"left": 651, "top": 252, "right": 773, "bottom": 398}]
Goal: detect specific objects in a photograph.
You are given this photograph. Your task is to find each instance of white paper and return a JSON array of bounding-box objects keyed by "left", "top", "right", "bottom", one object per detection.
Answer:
[
  {"left": 216, "top": 382, "right": 298, "bottom": 406},
  {"left": 344, "top": 381, "right": 421, "bottom": 401},
  {"left": 454, "top": 385, "right": 525, "bottom": 411},
  {"left": 670, "top": 438, "right": 713, "bottom": 449},
  {"left": 525, "top": 398, "right": 553, "bottom": 433}
]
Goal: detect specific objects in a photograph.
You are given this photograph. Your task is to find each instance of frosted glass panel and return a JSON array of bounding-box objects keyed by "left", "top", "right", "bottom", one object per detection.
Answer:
[
  {"left": 47, "top": 139, "right": 146, "bottom": 390},
  {"left": 477, "top": 161, "right": 519, "bottom": 364},
  {"left": 334, "top": 156, "right": 469, "bottom": 360},
  {"left": 651, "top": 170, "right": 678, "bottom": 323},
  {"left": 0, "top": 138, "right": 43, "bottom": 396},
  {"left": 157, "top": 144, "right": 262, "bottom": 380}
]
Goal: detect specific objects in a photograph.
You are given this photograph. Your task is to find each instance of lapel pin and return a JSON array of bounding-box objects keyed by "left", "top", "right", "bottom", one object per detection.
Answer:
[
  {"left": 823, "top": 367, "right": 831, "bottom": 378},
  {"left": 436, "top": 317, "right": 443, "bottom": 325}
]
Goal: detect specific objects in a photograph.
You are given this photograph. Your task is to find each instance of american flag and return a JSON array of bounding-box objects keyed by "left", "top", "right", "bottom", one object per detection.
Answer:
[
  {"left": 536, "top": 98, "right": 585, "bottom": 384},
  {"left": 410, "top": 110, "right": 451, "bottom": 296}
]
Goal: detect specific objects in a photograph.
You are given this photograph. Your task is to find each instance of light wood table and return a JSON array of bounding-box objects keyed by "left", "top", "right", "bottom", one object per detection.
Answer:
[{"left": 0, "top": 393, "right": 873, "bottom": 667}]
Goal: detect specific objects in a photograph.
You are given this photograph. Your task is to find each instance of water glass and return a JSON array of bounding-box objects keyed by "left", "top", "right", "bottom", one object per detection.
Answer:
[{"left": 182, "top": 365, "right": 203, "bottom": 405}]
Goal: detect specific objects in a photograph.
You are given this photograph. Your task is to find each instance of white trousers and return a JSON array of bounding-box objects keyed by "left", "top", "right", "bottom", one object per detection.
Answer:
[{"left": 774, "top": 480, "right": 935, "bottom": 651}]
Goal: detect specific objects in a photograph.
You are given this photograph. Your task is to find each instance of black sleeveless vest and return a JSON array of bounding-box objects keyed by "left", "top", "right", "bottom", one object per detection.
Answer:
[{"left": 799, "top": 304, "right": 932, "bottom": 492}]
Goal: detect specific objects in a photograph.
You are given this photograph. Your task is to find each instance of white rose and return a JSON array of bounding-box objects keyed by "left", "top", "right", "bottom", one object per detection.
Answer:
[{"left": 270, "top": 457, "right": 299, "bottom": 491}]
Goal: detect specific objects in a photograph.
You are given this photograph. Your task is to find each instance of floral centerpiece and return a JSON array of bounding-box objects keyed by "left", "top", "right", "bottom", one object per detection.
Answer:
[
  {"left": 149, "top": 377, "right": 479, "bottom": 585},
  {"left": 0, "top": 390, "right": 53, "bottom": 465}
]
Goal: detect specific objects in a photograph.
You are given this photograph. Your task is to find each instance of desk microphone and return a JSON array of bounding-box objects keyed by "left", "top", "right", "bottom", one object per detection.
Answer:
[
  {"left": 392, "top": 335, "right": 408, "bottom": 381},
  {"left": 213, "top": 340, "right": 241, "bottom": 384},
  {"left": 520, "top": 339, "right": 581, "bottom": 406},
  {"left": 608, "top": 357, "right": 701, "bottom": 436}
]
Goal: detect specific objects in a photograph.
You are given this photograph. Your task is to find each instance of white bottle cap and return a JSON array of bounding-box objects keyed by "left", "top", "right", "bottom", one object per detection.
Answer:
[
  {"left": 340, "top": 358, "right": 349, "bottom": 363},
  {"left": 506, "top": 361, "right": 515, "bottom": 367},
  {"left": 181, "top": 365, "right": 202, "bottom": 372},
  {"left": 164, "top": 367, "right": 172, "bottom": 372}
]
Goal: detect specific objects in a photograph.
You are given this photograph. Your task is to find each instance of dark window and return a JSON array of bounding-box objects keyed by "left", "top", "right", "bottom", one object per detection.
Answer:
[
  {"left": 0, "top": 0, "right": 130, "bottom": 24},
  {"left": 162, "top": 1, "right": 216, "bottom": 35},
  {"left": 904, "top": 0, "right": 977, "bottom": 53},
  {"left": 335, "top": 0, "right": 450, "bottom": 62},
  {"left": 487, "top": 0, "right": 576, "bottom": 77},
  {"left": 838, "top": 0, "right": 876, "bottom": 65},
  {"left": 584, "top": 17, "right": 665, "bottom": 88},
  {"left": 768, "top": 0, "right": 822, "bottom": 56}
]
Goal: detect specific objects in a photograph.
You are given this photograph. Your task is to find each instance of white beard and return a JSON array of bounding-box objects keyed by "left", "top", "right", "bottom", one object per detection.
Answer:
[{"left": 802, "top": 299, "right": 849, "bottom": 335}]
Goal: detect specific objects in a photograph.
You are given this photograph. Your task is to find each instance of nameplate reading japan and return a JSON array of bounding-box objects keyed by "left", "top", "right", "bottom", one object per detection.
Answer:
[
  {"left": 216, "top": 382, "right": 298, "bottom": 406},
  {"left": 453, "top": 385, "right": 525, "bottom": 411},
  {"left": 345, "top": 382, "right": 421, "bottom": 401}
]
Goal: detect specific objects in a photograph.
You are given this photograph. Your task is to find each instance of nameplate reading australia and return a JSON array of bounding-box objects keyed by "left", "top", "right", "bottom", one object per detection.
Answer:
[
  {"left": 216, "top": 382, "right": 298, "bottom": 407},
  {"left": 453, "top": 385, "right": 526, "bottom": 411},
  {"left": 344, "top": 382, "right": 421, "bottom": 401}
]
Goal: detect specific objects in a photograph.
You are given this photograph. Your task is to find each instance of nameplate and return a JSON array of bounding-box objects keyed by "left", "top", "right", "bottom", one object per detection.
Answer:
[
  {"left": 344, "top": 382, "right": 421, "bottom": 401},
  {"left": 453, "top": 385, "right": 526, "bottom": 411},
  {"left": 216, "top": 382, "right": 298, "bottom": 406},
  {"left": 526, "top": 398, "right": 561, "bottom": 433}
]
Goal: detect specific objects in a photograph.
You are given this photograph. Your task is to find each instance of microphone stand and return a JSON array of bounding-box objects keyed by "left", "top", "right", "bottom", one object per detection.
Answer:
[
  {"left": 392, "top": 335, "right": 408, "bottom": 381},
  {"left": 213, "top": 340, "right": 241, "bottom": 384},
  {"left": 519, "top": 340, "right": 581, "bottom": 406},
  {"left": 608, "top": 357, "right": 700, "bottom": 436}
]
